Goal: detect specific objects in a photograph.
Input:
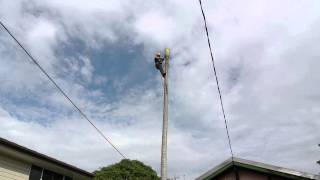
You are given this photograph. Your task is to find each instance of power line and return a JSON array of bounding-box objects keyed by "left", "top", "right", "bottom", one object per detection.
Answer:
[
  {"left": 317, "top": 144, "right": 320, "bottom": 167},
  {"left": 0, "top": 20, "right": 126, "bottom": 159},
  {"left": 197, "top": 0, "right": 234, "bottom": 159}
]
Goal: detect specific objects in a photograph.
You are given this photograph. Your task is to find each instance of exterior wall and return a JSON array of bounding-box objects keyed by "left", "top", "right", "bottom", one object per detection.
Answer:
[
  {"left": 0, "top": 154, "right": 31, "bottom": 180},
  {"left": 238, "top": 169, "right": 268, "bottom": 180},
  {"left": 197, "top": 158, "right": 319, "bottom": 180},
  {"left": 216, "top": 171, "right": 235, "bottom": 180},
  {"left": 212, "top": 168, "right": 293, "bottom": 180},
  {"left": 0, "top": 143, "right": 93, "bottom": 180},
  {"left": 215, "top": 168, "right": 236, "bottom": 180}
]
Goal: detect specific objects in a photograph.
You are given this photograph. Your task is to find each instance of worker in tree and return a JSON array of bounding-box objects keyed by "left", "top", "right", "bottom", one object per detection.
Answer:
[{"left": 154, "top": 52, "right": 166, "bottom": 77}]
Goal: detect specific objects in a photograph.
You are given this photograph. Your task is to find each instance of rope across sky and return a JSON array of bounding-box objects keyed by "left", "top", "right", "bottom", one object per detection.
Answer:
[
  {"left": 0, "top": 20, "right": 127, "bottom": 159},
  {"left": 197, "top": 0, "right": 235, "bottom": 159}
]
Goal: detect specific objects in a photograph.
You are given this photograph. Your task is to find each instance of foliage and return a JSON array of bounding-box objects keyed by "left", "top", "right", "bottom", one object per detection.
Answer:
[{"left": 94, "top": 159, "right": 160, "bottom": 180}]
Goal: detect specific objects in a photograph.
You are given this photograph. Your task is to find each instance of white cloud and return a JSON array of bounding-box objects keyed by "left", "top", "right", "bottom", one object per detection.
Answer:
[{"left": 0, "top": 0, "right": 320, "bottom": 179}]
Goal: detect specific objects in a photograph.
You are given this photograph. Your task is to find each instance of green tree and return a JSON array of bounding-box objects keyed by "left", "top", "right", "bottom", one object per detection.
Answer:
[{"left": 94, "top": 159, "right": 160, "bottom": 180}]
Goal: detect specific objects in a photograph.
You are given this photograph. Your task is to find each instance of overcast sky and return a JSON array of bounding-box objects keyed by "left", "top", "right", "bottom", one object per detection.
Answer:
[{"left": 0, "top": 0, "right": 320, "bottom": 179}]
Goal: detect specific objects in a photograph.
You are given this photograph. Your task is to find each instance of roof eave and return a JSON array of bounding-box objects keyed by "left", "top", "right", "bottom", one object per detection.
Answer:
[
  {"left": 0, "top": 137, "right": 94, "bottom": 178},
  {"left": 196, "top": 157, "right": 320, "bottom": 180}
]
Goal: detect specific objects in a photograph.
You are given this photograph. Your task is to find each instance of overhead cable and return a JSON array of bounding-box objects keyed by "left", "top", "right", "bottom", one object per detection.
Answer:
[
  {"left": 0, "top": 20, "right": 126, "bottom": 159},
  {"left": 197, "top": 0, "right": 234, "bottom": 159}
]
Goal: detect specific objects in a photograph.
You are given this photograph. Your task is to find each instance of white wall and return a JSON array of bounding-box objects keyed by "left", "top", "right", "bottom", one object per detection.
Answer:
[{"left": 0, "top": 154, "right": 31, "bottom": 180}]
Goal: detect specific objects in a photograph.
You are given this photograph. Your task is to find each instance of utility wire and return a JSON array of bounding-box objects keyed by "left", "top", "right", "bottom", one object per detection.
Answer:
[
  {"left": 0, "top": 21, "right": 126, "bottom": 159},
  {"left": 197, "top": 0, "right": 234, "bottom": 159}
]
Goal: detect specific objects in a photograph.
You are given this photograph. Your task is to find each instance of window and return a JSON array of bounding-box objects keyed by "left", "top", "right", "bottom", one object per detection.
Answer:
[
  {"left": 29, "top": 166, "right": 43, "bottom": 180},
  {"left": 42, "top": 169, "right": 63, "bottom": 180},
  {"left": 64, "top": 176, "right": 73, "bottom": 180},
  {"left": 29, "top": 165, "right": 72, "bottom": 180}
]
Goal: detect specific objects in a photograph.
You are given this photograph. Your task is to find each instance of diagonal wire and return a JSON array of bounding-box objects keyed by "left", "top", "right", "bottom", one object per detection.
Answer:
[
  {"left": 197, "top": 0, "right": 234, "bottom": 159},
  {"left": 0, "top": 20, "right": 126, "bottom": 159}
]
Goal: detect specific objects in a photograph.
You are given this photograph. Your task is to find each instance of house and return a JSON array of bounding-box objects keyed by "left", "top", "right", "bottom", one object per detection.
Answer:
[
  {"left": 196, "top": 157, "right": 320, "bottom": 180},
  {"left": 0, "top": 137, "right": 94, "bottom": 180}
]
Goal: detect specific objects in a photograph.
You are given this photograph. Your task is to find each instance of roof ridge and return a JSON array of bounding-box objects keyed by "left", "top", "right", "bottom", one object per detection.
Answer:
[{"left": 197, "top": 157, "right": 320, "bottom": 180}]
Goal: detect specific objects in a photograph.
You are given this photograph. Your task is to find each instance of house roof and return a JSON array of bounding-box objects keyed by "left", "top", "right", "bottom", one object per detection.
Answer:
[
  {"left": 196, "top": 157, "right": 320, "bottom": 180},
  {"left": 0, "top": 137, "right": 94, "bottom": 178}
]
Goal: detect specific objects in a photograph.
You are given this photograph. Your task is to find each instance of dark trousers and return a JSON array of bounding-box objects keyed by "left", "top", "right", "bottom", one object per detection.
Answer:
[{"left": 156, "top": 63, "right": 165, "bottom": 77}]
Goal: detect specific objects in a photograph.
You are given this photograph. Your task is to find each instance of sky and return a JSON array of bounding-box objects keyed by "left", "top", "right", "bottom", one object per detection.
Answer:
[{"left": 0, "top": 0, "right": 320, "bottom": 179}]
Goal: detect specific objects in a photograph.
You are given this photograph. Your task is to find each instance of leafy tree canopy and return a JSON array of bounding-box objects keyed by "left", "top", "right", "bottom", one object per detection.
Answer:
[{"left": 94, "top": 159, "right": 160, "bottom": 180}]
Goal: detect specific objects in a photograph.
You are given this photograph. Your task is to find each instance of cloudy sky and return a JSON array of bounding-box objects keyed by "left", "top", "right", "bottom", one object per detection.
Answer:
[{"left": 0, "top": 0, "right": 320, "bottom": 179}]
